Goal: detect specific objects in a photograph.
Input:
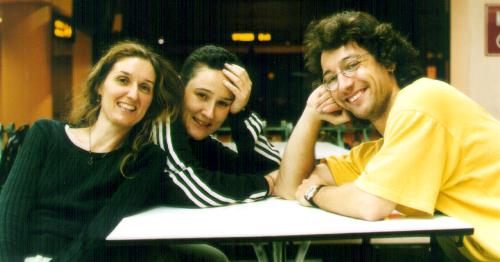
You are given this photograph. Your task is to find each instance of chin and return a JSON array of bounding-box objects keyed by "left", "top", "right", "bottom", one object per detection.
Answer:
[{"left": 188, "top": 129, "right": 209, "bottom": 141}]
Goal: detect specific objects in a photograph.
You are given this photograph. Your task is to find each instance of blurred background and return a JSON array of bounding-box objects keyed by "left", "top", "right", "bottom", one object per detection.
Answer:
[
  {"left": 75, "top": 0, "right": 450, "bottom": 126},
  {"left": 1, "top": 0, "right": 499, "bottom": 140}
]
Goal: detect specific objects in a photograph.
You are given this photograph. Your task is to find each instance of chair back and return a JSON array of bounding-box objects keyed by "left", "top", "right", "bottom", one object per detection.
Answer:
[{"left": 0, "top": 124, "right": 30, "bottom": 186}]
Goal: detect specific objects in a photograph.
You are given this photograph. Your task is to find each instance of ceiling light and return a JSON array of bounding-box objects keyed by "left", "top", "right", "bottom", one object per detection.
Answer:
[
  {"left": 258, "top": 33, "right": 271, "bottom": 42},
  {"left": 232, "top": 32, "right": 255, "bottom": 42}
]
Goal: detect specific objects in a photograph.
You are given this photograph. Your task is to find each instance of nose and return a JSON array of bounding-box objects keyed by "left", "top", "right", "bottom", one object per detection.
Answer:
[
  {"left": 336, "top": 73, "right": 354, "bottom": 93},
  {"left": 126, "top": 84, "right": 139, "bottom": 100},
  {"left": 201, "top": 101, "right": 216, "bottom": 120}
]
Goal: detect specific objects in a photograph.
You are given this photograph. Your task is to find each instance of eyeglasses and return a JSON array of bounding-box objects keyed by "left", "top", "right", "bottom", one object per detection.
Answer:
[{"left": 322, "top": 53, "right": 369, "bottom": 91}]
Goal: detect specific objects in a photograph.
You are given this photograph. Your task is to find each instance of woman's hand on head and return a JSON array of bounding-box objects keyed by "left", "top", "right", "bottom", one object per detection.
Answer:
[
  {"left": 222, "top": 63, "right": 252, "bottom": 114},
  {"left": 306, "top": 85, "right": 351, "bottom": 126}
]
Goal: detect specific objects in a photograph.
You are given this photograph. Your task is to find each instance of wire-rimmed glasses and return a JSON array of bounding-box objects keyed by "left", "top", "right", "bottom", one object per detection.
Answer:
[{"left": 322, "top": 53, "right": 369, "bottom": 91}]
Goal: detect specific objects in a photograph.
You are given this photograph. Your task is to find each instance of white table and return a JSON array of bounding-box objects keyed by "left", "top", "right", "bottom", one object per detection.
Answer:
[{"left": 107, "top": 198, "right": 473, "bottom": 261}]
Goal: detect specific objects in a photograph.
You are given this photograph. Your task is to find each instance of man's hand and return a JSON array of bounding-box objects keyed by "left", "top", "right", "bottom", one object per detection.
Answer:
[
  {"left": 295, "top": 176, "right": 326, "bottom": 207},
  {"left": 222, "top": 63, "right": 252, "bottom": 114},
  {"left": 306, "top": 85, "right": 351, "bottom": 125},
  {"left": 295, "top": 163, "right": 335, "bottom": 206},
  {"left": 264, "top": 169, "right": 279, "bottom": 196}
]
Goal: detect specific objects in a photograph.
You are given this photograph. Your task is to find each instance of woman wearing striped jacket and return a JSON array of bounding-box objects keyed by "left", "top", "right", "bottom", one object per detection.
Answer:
[{"left": 153, "top": 45, "right": 280, "bottom": 207}]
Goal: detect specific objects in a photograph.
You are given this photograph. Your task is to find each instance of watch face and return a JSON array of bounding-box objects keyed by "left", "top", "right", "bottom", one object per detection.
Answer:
[{"left": 305, "top": 185, "right": 318, "bottom": 201}]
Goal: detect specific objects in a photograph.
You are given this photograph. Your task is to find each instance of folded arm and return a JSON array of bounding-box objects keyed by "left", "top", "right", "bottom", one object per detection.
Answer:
[
  {"left": 153, "top": 114, "right": 279, "bottom": 207},
  {"left": 274, "top": 86, "right": 349, "bottom": 199}
]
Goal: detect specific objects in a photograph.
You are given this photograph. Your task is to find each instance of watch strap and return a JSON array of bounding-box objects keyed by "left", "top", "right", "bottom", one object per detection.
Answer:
[{"left": 305, "top": 185, "right": 325, "bottom": 208}]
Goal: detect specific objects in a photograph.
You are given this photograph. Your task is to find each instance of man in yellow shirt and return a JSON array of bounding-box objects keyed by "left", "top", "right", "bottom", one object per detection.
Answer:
[{"left": 274, "top": 11, "right": 500, "bottom": 261}]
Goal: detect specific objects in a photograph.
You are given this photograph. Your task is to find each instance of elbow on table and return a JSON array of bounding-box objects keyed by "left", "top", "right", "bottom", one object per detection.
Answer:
[
  {"left": 359, "top": 208, "right": 390, "bottom": 221},
  {"left": 273, "top": 182, "right": 296, "bottom": 200},
  {"left": 357, "top": 199, "right": 395, "bottom": 221}
]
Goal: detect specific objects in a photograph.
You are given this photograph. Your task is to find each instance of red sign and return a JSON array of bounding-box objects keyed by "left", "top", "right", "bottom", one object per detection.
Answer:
[{"left": 486, "top": 4, "right": 500, "bottom": 55}]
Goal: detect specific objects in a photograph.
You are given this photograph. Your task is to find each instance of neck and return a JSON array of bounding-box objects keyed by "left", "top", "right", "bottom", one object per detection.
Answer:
[
  {"left": 89, "top": 119, "right": 132, "bottom": 153},
  {"left": 371, "top": 82, "right": 400, "bottom": 135}
]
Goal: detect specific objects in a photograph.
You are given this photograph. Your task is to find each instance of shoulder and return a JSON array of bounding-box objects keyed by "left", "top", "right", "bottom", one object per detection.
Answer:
[
  {"left": 139, "top": 142, "right": 165, "bottom": 157},
  {"left": 399, "top": 78, "right": 455, "bottom": 102},
  {"left": 394, "top": 78, "right": 469, "bottom": 115},
  {"left": 30, "top": 119, "right": 65, "bottom": 136}
]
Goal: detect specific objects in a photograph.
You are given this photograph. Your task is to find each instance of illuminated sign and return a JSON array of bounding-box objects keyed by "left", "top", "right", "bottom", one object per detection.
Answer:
[
  {"left": 232, "top": 32, "right": 273, "bottom": 42},
  {"left": 258, "top": 33, "right": 271, "bottom": 42},
  {"left": 52, "top": 15, "right": 73, "bottom": 40},
  {"left": 232, "top": 32, "right": 255, "bottom": 42}
]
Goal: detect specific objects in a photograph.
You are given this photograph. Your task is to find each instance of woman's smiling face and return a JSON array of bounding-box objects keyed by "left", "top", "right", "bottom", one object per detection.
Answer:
[
  {"left": 97, "top": 57, "right": 155, "bottom": 129},
  {"left": 182, "top": 66, "right": 234, "bottom": 140}
]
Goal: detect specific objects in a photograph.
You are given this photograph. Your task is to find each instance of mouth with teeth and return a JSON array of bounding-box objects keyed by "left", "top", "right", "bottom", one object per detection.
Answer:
[
  {"left": 346, "top": 88, "right": 366, "bottom": 105},
  {"left": 117, "top": 101, "right": 137, "bottom": 112},
  {"left": 192, "top": 117, "right": 211, "bottom": 128}
]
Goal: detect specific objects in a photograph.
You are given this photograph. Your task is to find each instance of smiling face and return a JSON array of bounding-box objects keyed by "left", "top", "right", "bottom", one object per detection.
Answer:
[
  {"left": 321, "top": 43, "right": 399, "bottom": 125},
  {"left": 182, "top": 66, "right": 234, "bottom": 140},
  {"left": 97, "top": 57, "right": 155, "bottom": 130}
]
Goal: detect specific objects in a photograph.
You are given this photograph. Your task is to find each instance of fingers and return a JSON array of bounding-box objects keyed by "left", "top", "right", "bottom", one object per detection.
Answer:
[
  {"left": 295, "top": 184, "right": 310, "bottom": 206},
  {"left": 309, "top": 85, "right": 341, "bottom": 114},
  {"left": 222, "top": 63, "right": 252, "bottom": 114},
  {"left": 222, "top": 78, "right": 239, "bottom": 96},
  {"left": 222, "top": 63, "right": 251, "bottom": 92},
  {"left": 323, "top": 109, "right": 351, "bottom": 126}
]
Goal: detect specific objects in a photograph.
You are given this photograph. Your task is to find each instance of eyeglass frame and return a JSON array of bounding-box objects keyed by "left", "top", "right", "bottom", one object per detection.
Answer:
[{"left": 321, "top": 53, "right": 370, "bottom": 92}]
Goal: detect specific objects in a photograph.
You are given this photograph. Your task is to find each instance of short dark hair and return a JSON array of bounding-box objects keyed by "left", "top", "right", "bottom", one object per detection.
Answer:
[
  {"left": 304, "top": 11, "right": 424, "bottom": 88},
  {"left": 180, "top": 45, "right": 242, "bottom": 84}
]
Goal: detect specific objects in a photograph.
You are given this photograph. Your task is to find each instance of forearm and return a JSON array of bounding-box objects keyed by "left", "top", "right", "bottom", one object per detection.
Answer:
[
  {"left": 230, "top": 110, "right": 281, "bottom": 170},
  {"left": 275, "top": 108, "right": 322, "bottom": 199},
  {"left": 314, "top": 183, "right": 396, "bottom": 221}
]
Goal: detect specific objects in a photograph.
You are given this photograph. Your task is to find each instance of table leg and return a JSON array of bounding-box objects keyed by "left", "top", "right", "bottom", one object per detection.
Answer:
[
  {"left": 272, "top": 241, "right": 286, "bottom": 262},
  {"left": 252, "top": 243, "right": 269, "bottom": 262},
  {"left": 362, "top": 238, "right": 375, "bottom": 262},
  {"left": 294, "top": 241, "right": 311, "bottom": 262}
]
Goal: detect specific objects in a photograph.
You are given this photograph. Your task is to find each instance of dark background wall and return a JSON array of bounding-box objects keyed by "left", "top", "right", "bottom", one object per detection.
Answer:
[{"left": 73, "top": 0, "right": 449, "bottom": 125}]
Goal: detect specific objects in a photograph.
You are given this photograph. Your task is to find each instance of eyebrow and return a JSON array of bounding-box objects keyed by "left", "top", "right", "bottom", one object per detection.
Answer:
[
  {"left": 196, "top": 87, "right": 234, "bottom": 102},
  {"left": 322, "top": 54, "right": 362, "bottom": 79}
]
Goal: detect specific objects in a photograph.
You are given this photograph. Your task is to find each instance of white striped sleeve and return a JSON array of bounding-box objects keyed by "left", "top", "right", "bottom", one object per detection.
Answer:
[{"left": 154, "top": 120, "right": 252, "bottom": 207}]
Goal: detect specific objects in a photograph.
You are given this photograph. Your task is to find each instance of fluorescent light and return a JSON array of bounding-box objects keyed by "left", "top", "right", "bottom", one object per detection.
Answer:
[
  {"left": 232, "top": 32, "right": 255, "bottom": 42},
  {"left": 258, "top": 33, "right": 271, "bottom": 42}
]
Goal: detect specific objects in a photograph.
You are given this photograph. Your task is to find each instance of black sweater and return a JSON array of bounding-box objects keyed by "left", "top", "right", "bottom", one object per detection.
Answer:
[
  {"left": 153, "top": 110, "right": 281, "bottom": 207},
  {"left": 0, "top": 111, "right": 281, "bottom": 260},
  {"left": 0, "top": 120, "right": 166, "bottom": 261}
]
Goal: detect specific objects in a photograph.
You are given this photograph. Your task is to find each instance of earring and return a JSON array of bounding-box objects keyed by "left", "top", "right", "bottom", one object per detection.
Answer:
[
  {"left": 388, "top": 65, "right": 396, "bottom": 74},
  {"left": 96, "top": 96, "right": 101, "bottom": 104}
]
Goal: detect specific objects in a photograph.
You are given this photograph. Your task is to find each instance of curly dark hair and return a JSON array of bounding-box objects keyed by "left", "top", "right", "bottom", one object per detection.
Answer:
[
  {"left": 304, "top": 11, "right": 424, "bottom": 88},
  {"left": 180, "top": 45, "right": 243, "bottom": 84}
]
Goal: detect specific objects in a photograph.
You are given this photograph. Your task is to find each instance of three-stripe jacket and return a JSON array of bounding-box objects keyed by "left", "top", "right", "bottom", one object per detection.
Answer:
[{"left": 153, "top": 109, "right": 281, "bottom": 207}]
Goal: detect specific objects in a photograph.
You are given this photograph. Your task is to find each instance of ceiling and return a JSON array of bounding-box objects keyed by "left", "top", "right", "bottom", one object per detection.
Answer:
[{"left": 74, "top": 0, "right": 448, "bottom": 55}]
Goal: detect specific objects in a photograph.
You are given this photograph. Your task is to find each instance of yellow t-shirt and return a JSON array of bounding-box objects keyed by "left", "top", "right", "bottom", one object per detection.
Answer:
[{"left": 324, "top": 78, "right": 500, "bottom": 261}]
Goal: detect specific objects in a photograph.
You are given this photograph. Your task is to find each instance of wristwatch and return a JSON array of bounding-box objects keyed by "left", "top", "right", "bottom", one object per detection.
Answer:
[{"left": 304, "top": 185, "right": 325, "bottom": 207}]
